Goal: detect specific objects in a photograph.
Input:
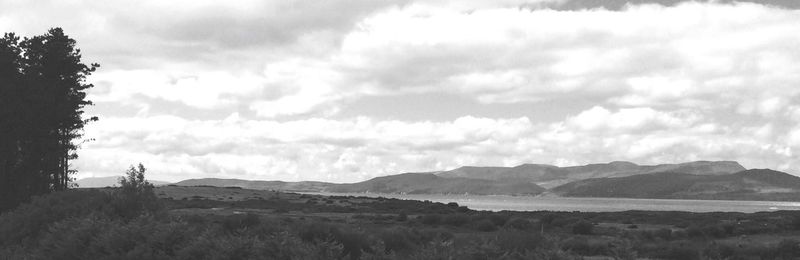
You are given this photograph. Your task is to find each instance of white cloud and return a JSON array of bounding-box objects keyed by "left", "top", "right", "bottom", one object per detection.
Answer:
[
  {"left": 4, "top": 0, "right": 800, "bottom": 181},
  {"left": 566, "top": 106, "right": 697, "bottom": 132}
]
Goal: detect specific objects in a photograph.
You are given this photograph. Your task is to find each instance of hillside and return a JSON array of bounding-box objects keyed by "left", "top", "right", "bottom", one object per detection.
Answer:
[
  {"left": 327, "top": 173, "right": 545, "bottom": 195},
  {"left": 437, "top": 161, "right": 746, "bottom": 188},
  {"left": 173, "top": 178, "right": 334, "bottom": 192},
  {"left": 156, "top": 162, "right": 800, "bottom": 201},
  {"left": 551, "top": 169, "right": 800, "bottom": 201}
]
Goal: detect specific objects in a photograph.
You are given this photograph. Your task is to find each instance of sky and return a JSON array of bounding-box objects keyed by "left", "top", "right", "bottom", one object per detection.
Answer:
[{"left": 1, "top": 0, "right": 800, "bottom": 183}]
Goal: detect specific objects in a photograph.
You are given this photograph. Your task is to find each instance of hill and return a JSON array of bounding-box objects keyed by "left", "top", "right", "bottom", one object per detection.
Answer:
[
  {"left": 327, "top": 172, "right": 545, "bottom": 195},
  {"left": 437, "top": 161, "right": 746, "bottom": 188},
  {"left": 173, "top": 178, "right": 334, "bottom": 192},
  {"left": 551, "top": 169, "right": 800, "bottom": 201},
  {"left": 75, "top": 176, "right": 170, "bottom": 188}
]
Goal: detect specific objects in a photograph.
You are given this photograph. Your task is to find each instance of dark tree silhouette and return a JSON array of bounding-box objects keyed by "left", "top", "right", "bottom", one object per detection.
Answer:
[{"left": 0, "top": 28, "right": 98, "bottom": 211}]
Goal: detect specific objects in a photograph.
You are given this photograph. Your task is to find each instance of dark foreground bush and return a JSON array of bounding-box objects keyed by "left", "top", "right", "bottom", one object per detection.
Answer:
[
  {"left": 421, "top": 214, "right": 442, "bottom": 225},
  {"left": 0, "top": 189, "right": 112, "bottom": 247},
  {"left": 572, "top": 220, "right": 594, "bottom": 235},
  {"left": 506, "top": 217, "right": 533, "bottom": 230}
]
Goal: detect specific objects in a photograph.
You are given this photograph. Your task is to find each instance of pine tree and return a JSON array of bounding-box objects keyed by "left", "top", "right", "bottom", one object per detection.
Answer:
[
  {"left": 0, "top": 33, "right": 25, "bottom": 211},
  {"left": 0, "top": 28, "right": 98, "bottom": 211}
]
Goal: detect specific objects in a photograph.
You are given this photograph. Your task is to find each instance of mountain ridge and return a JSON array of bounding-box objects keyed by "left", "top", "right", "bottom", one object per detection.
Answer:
[
  {"left": 436, "top": 160, "right": 746, "bottom": 188},
  {"left": 85, "top": 160, "right": 800, "bottom": 202}
]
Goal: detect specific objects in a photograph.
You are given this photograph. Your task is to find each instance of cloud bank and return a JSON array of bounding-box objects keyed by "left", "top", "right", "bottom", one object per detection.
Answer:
[{"left": 1, "top": 0, "right": 799, "bottom": 182}]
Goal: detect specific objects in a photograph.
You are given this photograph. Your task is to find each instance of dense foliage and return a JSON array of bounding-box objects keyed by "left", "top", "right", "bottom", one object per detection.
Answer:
[{"left": 0, "top": 28, "right": 98, "bottom": 211}]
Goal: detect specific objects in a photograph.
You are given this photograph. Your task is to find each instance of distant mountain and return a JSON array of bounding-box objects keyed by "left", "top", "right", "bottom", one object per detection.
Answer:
[
  {"left": 437, "top": 161, "right": 746, "bottom": 188},
  {"left": 151, "top": 161, "right": 799, "bottom": 201},
  {"left": 327, "top": 173, "right": 545, "bottom": 195},
  {"left": 551, "top": 169, "right": 800, "bottom": 201},
  {"left": 76, "top": 176, "right": 170, "bottom": 188},
  {"left": 174, "top": 178, "right": 334, "bottom": 192}
]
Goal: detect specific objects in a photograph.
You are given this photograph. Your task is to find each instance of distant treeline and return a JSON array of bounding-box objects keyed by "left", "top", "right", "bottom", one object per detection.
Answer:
[{"left": 0, "top": 28, "right": 97, "bottom": 211}]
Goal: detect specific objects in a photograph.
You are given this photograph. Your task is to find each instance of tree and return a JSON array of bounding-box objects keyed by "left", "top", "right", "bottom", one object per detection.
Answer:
[
  {"left": 0, "top": 32, "right": 25, "bottom": 211},
  {"left": 0, "top": 28, "right": 97, "bottom": 211},
  {"left": 113, "top": 163, "right": 161, "bottom": 219}
]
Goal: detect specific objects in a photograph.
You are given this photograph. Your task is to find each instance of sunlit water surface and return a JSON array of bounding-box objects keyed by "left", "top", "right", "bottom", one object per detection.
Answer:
[{"left": 303, "top": 192, "right": 800, "bottom": 213}]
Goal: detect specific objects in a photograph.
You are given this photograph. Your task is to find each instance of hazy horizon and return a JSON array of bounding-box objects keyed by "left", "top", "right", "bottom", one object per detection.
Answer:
[{"left": 3, "top": 0, "right": 800, "bottom": 183}]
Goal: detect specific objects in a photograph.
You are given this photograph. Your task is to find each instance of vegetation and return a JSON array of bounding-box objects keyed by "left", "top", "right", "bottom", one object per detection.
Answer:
[
  {"left": 5, "top": 172, "right": 800, "bottom": 259},
  {"left": 0, "top": 28, "right": 98, "bottom": 211}
]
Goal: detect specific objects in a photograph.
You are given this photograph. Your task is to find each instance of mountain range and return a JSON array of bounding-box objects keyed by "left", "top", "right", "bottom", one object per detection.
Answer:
[{"left": 77, "top": 161, "right": 800, "bottom": 201}]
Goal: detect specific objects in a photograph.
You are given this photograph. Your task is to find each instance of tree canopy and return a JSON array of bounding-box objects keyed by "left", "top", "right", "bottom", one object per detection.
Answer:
[{"left": 0, "top": 28, "right": 98, "bottom": 211}]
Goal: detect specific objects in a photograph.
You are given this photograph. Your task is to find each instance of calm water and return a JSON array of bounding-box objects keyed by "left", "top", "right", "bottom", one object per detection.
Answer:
[{"left": 305, "top": 192, "right": 800, "bottom": 213}]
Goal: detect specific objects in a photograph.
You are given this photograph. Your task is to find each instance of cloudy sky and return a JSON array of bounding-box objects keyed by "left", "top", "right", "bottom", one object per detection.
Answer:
[{"left": 2, "top": 0, "right": 800, "bottom": 182}]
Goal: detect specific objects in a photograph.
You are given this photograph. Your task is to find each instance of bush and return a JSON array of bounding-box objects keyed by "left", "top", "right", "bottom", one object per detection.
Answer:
[
  {"left": 654, "top": 228, "right": 672, "bottom": 240},
  {"left": 111, "top": 164, "right": 163, "bottom": 219},
  {"left": 220, "top": 213, "right": 261, "bottom": 232},
  {"left": 506, "top": 218, "right": 533, "bottom": 230},
  {"left": 540, "top": 213, "right": 557, "bottom": 225},
  {"left": 489, "top": 213, "right": 510, "bottom": 226},
  {"left": 561, "top": 237, "right": 610, "bottom": 256},
  {"left": 396, "top": 212, "right": 408, "bottom": 222},
  {"left": 572, "top": 220, "right": 594, "bottom": 235},
  {"left": 495, "top": 230, "right": 547, "bottom": 253},
  {"left": 421, "top": 214, "right": 442, "bottom": 225},
  {"left": 378, "top": 227, "right": 419, "bottom": 255},
  {"left": 474, "top": 219, "right": 498, "bottom": 232},
  {"left": 0, "top": 189, "right": 113, "bottom": 247},
  {"left": 442, "top": 214, "right": 469, "bottom": 227},
  {"left": 776, "top": 239, "right": 800, "bottom": 259}
]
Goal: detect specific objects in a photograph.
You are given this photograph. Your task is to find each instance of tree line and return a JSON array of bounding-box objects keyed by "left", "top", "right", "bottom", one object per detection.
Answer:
[{"left": 0, "top": 28, "right": 97, "bottom": 211}]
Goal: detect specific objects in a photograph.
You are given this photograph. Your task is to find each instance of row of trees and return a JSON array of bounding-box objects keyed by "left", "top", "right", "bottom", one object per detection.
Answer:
[{"left": 0, "top": 28, "right": 98, "bottom": 211}]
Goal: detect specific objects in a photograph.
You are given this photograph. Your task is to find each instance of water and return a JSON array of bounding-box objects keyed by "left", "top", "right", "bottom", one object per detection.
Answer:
[{"left": 304, "top": 192, "right": 800, "bottom": 213}]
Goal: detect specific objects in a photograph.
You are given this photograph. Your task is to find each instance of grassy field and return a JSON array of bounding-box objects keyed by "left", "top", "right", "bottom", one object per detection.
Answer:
[{"left": 3, "top": 185, "right": 800, "bottom": 259}]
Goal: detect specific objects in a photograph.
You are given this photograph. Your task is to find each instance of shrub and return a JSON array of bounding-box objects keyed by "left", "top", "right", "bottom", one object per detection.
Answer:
[
  {"left": 561, "top": 237, "right": 610, "bottom": 256},
  {"left": 111, "top": 164, "right": 163, "bottom": 219},
  {"left": 540, "top": 213, "right": 557, "bottom": 225},
  {"left": 421, "top": 214, "right": 442, "bottom": 225},
  {"left": 653, "top": 243, "right": 701, "bottom": 260},
  {"left": 0, "top": 189, "right": 112, "bottom": 247},
  {"left": 474, "top": 219, "right": 498, "bottom": 232},
  {"left": 495, "top": 230, "right": 546, "bottom": 253},
  {"left": 396, "top": 212, "right": 408, "bottom": 222},
  {"left": 572, "top": 220, "right": 594, "bottom": 235},
  {"left": 378, "top": 227, "right": 419, "bottom": 255},
  {"left": 442, "top": 214, "right": 469, "bottom": 227},
  {"left": 489, "top": 213, "right": 510, "bottom": 226},
  {"left": 220, "top": 213, "right": 261, "bottom": 232},
  {"left": 506, "top": 218, "right": 533, "bottom": 230},
  {"left": 776, "top": 239, "right": 800, "bottom": 259},
  {"left": 686, "top": 226, "right": 705, "bottom": 239},
  {"left": 298, "top": 221, "right": 337, "bottom": 243},
  {"left": 654, "top": 228, "right": 672, "bottom": 240}
]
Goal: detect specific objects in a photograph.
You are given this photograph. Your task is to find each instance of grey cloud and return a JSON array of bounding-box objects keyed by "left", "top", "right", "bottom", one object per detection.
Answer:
[
  {"left": 116, "top": 0, "right": 409, "bottom": 50},
  {"left": 547, "top": 0, "right": 800, "bottom": 11}
]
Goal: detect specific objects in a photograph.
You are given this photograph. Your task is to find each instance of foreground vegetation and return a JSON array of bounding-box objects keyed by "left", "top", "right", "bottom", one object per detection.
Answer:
[{"left": 4, "top": 171, "right": 800, "bottom": 259}]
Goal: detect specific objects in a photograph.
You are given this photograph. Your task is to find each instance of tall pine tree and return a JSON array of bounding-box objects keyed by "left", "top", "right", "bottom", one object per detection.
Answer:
[{"left": 0, "top": 28, "right": 98, "bottom": 211}]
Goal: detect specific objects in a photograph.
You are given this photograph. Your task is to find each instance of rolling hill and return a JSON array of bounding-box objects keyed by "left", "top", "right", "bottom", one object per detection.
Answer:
[
  {"left": 173, "top": 178, "right": 334, "bottom": 192},
  {"left": 551, "top": 169, "right": 800, "bottom": 201},
  {"left": 141, "top": 161, "right": 798, "bottom": 201},
  {"left": 326, "top": 172, "right": 545, "bottom": 195},
  {"left": 437, "top": 161, "right": 746, "bottom": 188}
]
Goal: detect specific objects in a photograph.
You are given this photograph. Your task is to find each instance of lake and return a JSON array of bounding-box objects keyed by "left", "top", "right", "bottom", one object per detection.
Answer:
[{"left": 304, "top": 192, "right": 800, "bottom": 213}]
